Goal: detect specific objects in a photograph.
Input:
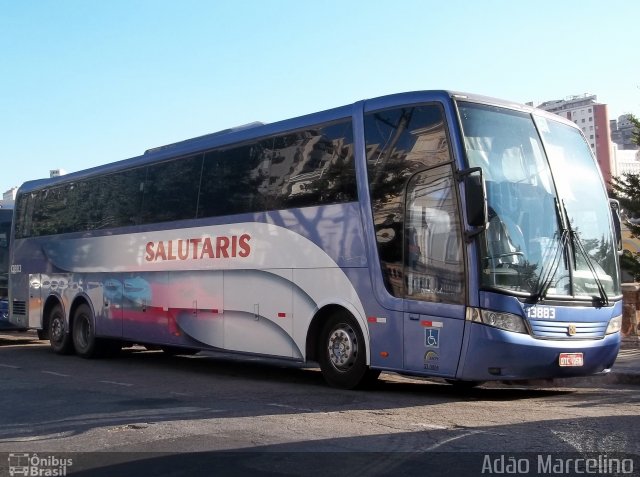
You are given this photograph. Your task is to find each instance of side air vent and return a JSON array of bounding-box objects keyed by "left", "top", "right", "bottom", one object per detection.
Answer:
[{"left": 12, "top": 300, "right": 27, "bottom": 316}]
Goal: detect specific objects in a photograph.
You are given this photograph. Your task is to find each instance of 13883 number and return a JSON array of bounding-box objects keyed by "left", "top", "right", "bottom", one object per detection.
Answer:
[{"left": 525, "top": 306, "right": 556, "bottom": 319}]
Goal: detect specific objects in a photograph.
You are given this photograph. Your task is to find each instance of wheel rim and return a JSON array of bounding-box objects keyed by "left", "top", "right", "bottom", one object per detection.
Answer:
[
  {"left": 327, "top": 324, "right": 358, "bottom": 371},
  {"left": 51, "top": 316, "right": 64, "bottom": 343}
]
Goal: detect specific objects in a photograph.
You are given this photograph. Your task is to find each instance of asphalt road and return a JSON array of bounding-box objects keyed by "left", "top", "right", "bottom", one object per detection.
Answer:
[{"left": 0, "top": 332, "right": 638, "bottom": 476}]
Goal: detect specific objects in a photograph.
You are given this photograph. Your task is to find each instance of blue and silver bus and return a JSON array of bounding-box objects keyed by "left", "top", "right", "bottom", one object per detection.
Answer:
[{"left": 8, "top": 91, "right": 622, "bottom": 388}]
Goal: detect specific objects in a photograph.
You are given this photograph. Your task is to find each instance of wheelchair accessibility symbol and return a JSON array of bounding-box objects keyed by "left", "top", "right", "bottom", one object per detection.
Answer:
[{"left": 425, "top": 328, "right": 440, "bottom": 348}]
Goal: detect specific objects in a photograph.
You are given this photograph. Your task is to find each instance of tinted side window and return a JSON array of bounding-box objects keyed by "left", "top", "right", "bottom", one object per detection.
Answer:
[
  {"left": 14, "top": 193, "right": 35, "bottom": 239},
  {"left": 365, "top": 104, "right": 451, "bottom": 297},
  {"left": 198, "top": 142, "right": 269, "bottom": 218},
  {"left": 223, "top": 141, "right": 270, "bottom": 214},
  {"left": 405, "top": 165, "right": 464, "bottom": 304},
  {"left": 31, "top": 186, "right": 69, "bottom": 236},
  {"left": 269, "top": 120, "right": 356, "bottom": 210},
  {"left": 141, "top": 154, "right": 202, "bottom": 224},
  {"left": 86, "top": 169, "right": 145, "bottom": 230},
  {"left": 198, "top": 149, "right": 225, "bottom": 218}
]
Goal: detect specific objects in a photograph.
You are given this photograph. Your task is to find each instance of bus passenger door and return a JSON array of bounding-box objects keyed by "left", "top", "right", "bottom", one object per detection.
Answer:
[
  {"left": 223, "top": 269, "right": 294, "bottom": 358},
  {"left": 402, "top": 165, "right": 466, "bottom": 376},
  {"left": 403, "top": 309, "right": 465, "bottom": 376}
]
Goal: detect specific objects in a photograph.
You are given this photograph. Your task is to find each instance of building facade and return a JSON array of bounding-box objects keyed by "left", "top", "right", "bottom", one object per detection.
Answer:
[
  {"left": 0, "top": 187, "right": 17, "bottom": 208},
  {"left": 611, "top": 114, "right": 639, "bottom": 151},
  {"left": 614, "top": 147, "right": 640, "bottom": 176}
]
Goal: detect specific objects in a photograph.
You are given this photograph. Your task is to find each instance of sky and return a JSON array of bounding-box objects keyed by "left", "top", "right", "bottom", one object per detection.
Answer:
[{"left": 1, "top": 0, "right": 639, "bottom": 195}]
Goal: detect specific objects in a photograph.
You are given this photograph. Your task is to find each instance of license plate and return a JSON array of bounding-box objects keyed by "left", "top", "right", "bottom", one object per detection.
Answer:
[{"left": 559, "top": 352, "right": 584, "bottom": 367}]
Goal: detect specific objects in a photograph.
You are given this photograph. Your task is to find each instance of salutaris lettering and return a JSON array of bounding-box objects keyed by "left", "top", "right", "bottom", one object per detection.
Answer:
[{"left": 145, "top": 234, "right": 251, "bottom": 262}]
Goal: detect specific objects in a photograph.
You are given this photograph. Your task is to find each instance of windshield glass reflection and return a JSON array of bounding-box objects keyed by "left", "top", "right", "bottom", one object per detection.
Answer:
[{"left": 459, "top": 102, "right": 619, "bottom": 300}]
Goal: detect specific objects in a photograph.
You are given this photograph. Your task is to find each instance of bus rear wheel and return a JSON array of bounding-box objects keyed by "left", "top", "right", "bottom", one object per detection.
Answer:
[
  {"left": 72, "top": 304, "right": 100, "bottom": 358},
  {"left": 49, "top": 304, "right": 73, "bottom": 355},
  {"left": 318, "top": 312, "right": 379, "bottom": 389}
]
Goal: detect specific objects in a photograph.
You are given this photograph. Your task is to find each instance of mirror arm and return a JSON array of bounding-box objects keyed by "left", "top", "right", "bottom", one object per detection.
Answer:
[
  {"left": 465, "top": 225, "right": 486, "bottom": 243},
  {"left": 454, "top": 166, "right": 483, "bottom": 181}
]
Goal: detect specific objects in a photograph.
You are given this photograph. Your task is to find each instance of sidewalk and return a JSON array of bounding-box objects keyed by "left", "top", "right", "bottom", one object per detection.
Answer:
[{"left": 605, "top": 337, "right": 640, "bottom": 385}]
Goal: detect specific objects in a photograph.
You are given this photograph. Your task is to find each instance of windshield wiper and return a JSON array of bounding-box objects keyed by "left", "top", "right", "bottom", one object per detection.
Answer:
[
  {"left": 534, "top": 198, "right": 568, "bottom": 302},
  {"left": 534, "top": 229, "right": 568, "bottom": 302},
  {"left": 562, "top": 200, "right": 609, "bottom": 307}
]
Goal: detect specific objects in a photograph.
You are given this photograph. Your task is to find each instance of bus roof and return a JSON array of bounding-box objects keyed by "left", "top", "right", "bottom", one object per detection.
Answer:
[{"left": 15, "top": 90, "right": 556, "bottom": 195}]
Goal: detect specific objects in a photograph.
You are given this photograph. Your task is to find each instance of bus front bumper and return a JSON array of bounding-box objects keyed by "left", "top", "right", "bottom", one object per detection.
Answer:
[{"left": 457, "top": 322, "right": 620, "bottom": 381}]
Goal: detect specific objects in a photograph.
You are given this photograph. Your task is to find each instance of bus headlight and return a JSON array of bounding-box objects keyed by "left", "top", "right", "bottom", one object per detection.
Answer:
[
  {"left": 466, "top": 307, "right": 528, "bottom": 334},
  {"left": 606, "top": 315, "right": 622, "bottom": 335}
]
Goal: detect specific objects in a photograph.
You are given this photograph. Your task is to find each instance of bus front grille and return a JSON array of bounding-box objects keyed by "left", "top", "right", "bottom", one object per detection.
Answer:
[
  {"left": 529, "top": 319, "right": 607, "bottom": 340},
  {"left": 12, "top": 300, "right": 27, "bottom": 316}
]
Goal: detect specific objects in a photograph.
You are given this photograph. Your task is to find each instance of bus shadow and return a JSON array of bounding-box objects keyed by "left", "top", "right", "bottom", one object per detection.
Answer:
[
  {"left": 116, "top": 346, "right": 574, "bottom": 403},
  {"left": 0, "top": 344, "right": 622, "bottom": 446}
]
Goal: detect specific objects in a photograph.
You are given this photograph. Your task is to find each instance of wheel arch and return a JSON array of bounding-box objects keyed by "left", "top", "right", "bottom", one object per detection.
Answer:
[
  {"left": 42, "top": 294, "right": 65, "bottom": 333},
  {"left": 68, "top": 294, "right": 95, "bottom": 331},
  {"left": 305, "top": 304, "right": 370, "bottom": 364}
]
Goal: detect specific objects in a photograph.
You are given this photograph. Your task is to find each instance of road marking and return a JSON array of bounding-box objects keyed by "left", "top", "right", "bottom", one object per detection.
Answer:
[
  {"left": 423, "top": 430, "right": 485, "bottom": 451},
  {"left": 42, "top": 371, "right": 70, "bottom": 377},
  {"left": 0, "top": 431, "right": 75, "bottom": 442},
  {"left": 100, "top": 380, "right": 134, "bottom": 387},
  {"left": 0, "top": 364, "right": 20, "bottom": 369},
  {"left": 267, "top": 403, "right": 316, "bottom": 412},
  {"left": 413, "top": 423, "right": 449, "bottom": 430}
]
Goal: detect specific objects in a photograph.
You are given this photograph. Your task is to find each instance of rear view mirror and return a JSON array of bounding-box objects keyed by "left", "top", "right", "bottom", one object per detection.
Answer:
[
  {"left": 609, "top": 198, "right": 622, "bottom": 254},
  {"left": 460, "top": 168, "right": 487, "bottom": 228}
]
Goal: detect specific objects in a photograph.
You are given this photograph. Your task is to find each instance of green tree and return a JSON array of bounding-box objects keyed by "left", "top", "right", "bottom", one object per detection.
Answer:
[{"left": 609, "top": 114, "right": 640, "bottom": 280}]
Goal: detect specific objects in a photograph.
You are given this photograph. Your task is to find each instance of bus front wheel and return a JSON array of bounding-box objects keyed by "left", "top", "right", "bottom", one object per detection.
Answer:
[
  {"left": 318, "top": 312, "right": 379, "bottom": 389},
  {"left": 49, "top": 304, "right": 74, "bottom": 355}
]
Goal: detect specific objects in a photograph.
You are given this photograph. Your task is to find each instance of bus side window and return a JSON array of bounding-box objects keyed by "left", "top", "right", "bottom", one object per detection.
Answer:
[
  {"left": 404, "top": 164, "right": 464, "bottom": 304},
  {"left": 141, "top": 154, "right": 202, "bottom": 224},
  {"left": 268, "top": 121, "right": 356, "bottom": 211},
  {"left": 365, "top": 104, "right": 452, "bottom": 298}
]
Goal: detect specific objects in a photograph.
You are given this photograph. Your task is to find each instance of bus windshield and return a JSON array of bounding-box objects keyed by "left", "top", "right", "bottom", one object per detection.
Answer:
[{"left": 459, "top": 102, "right": 620, "bottom": 300}]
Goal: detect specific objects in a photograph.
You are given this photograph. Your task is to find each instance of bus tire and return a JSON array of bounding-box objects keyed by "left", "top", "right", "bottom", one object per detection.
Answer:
[
  {"left": 72, "top": 303, "right": 100, "bottom": 358},
  {"left": 318, "top": 311, "right": 376, "bottom": 389},
  {"left": 49, "top": 304, "right": 74, "bottom": 355}
]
